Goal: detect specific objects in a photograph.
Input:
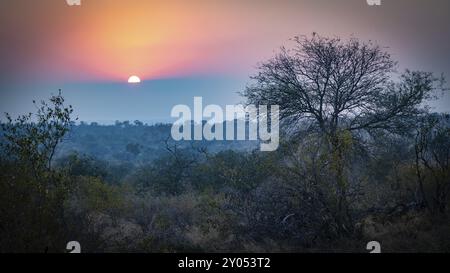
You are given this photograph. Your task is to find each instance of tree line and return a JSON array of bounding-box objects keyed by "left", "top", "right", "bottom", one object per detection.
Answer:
[{"left": 0, "top": 34, "right": 449, "bottom": 252}]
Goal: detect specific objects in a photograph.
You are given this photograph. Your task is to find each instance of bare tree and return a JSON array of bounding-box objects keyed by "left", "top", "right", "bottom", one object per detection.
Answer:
[
  {"left": 243, "top": 34, "right": 444, "bottom": 232},
  {"left": 415, "top": 113, "right": 450, "bottom": 212}
]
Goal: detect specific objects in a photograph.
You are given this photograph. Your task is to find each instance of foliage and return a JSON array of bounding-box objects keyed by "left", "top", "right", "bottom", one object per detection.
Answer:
[{"left": 1, "top": 35, "right": 449, "bottom": 252}]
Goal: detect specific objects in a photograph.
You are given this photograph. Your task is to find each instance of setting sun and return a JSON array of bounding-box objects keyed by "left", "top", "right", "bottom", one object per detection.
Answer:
[{"left": 128, "top": 75, "right": 141, "bottom": 83}]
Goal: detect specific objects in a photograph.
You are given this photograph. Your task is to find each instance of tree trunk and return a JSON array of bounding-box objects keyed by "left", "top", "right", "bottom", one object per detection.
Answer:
[{"left": 330, "top": 132, "right": 353, "bottom": 236}]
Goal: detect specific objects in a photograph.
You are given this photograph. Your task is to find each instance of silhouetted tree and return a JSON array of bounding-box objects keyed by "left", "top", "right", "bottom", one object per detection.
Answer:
[
  {"left": 243, "top": 34, "right": 445, "bottom": 233},
  {"left": 415, "top": 113, "right": 450, "bottom": 212},
  {"left": 0, "top": 90, "right": 76, "bottom": 252},
  {"left": 1, "top": 90, "right": 76, "bottom": 174}
]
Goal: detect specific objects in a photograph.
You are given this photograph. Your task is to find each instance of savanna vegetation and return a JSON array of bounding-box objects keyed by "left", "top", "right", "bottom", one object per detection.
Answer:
[{"left": 1, "top": 34, "right": 449, "bottom": 252}]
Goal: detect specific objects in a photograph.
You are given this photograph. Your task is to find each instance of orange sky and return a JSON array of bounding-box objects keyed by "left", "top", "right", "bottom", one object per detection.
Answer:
[
  {"left": 1, "top": 0, "right": 449, "bottom": 84},
  {"left": 1, "top": 0, "right": 450, "bottom": 121},
  {"left": 2, "top": 0, "right": 299, "bottom": 82}
]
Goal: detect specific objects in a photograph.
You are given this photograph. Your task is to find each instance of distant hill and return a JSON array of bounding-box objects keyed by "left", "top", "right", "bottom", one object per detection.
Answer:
[{"left": 57, "top": 121, "right": 258, "bottom": 164}]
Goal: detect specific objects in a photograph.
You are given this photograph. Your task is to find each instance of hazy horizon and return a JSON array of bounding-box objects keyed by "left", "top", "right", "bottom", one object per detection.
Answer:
[{"left": 1, "top": 0, "right": 450, "bottom": 122}]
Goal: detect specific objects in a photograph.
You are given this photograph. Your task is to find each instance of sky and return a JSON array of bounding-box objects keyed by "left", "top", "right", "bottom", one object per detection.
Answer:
[{"left": 1, "top": 0, "right": 449, "bottom": 123}]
